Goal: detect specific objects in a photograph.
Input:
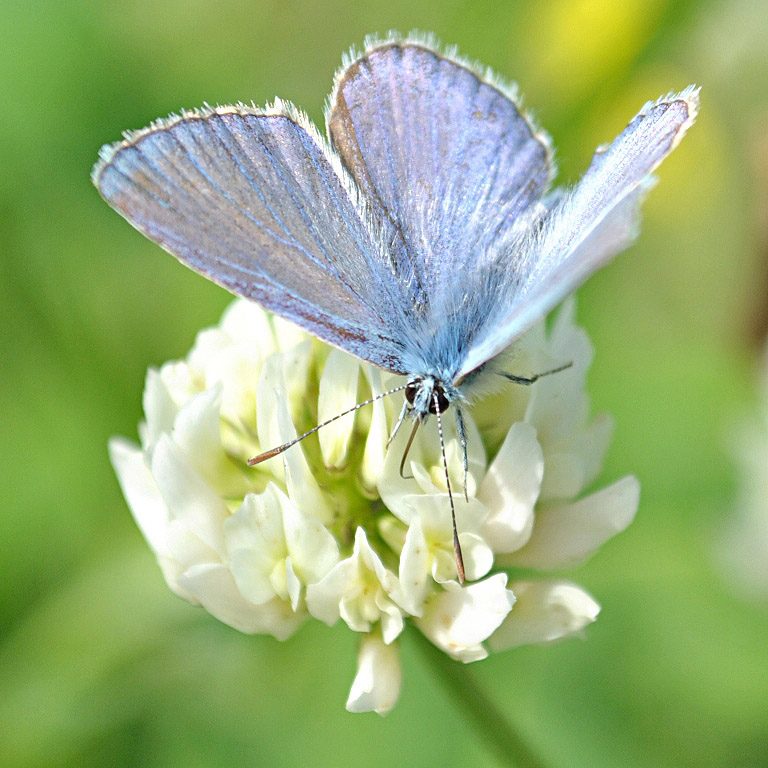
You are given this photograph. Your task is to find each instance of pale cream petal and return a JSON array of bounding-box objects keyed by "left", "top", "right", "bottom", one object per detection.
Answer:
[
  {"left": 478, "top": 422, "right": 543, "bottom": 553},
  {"left": 156, "top": 359, "right": 202, "bottom": 411},
  {"left": 219, "top": 299, "right": 278, "bottom": 353},
  {"left": 539, "top": 414, "right": 614, "bottom": 501},
  {"left": 377, "top": 600, "right": 405, "bottom": 644},
  {"left": 488, "top": 580, "right": 600, "bottom": 651},
  {"left": 141, "top": 368, "right": 179, "bottom": 450},
  {"left": 397, "top": 516, "right": 430, "bottom": 615},
  {"left": 285, "top": 557, "right": 302, "bottom": 611},
  {"left": 279, "top": 487, "right": 340, "bottom": 583},
  {"left": 395, "top": 493, "right": 489, "bottom": 583},
  {"left": 346, "top": 634, "right": 402, "bottom": 715},
  {"left": 503, "top": 476, "right": 640, "bottom": 569},
  {"left": 150, "top": 434, "right": 228, "bottom": 554},
  {"left": 306, "top": 528, "right": 403, "bottom": 635},
  {"left": 109, "top": 437, "right": 170, "bottom": 556},
  {"left": 179, "top": 563, "right": 305, "bottom": 640},
  {"left": 360, "top": 366, "right": 390, "bottom": 491},
  {"left": 257, "top": 356, "right": 332, "bottom": 524},
  {"left": 305, "top": 559, "right": 353, "bottom": 626},
  {"left": 273, "top": 314, "right": 311, "bottom": 352},
  {"left": 225, "top": 493, "right": 286, "bottom": 606},
  {"left": 165, "top": 520, "right": 219, "bottom": 570},
  {"left": 378, "top": 411, "right": 485, "bottom": 519},
  {"left": 318, "top": 349, "right": 361, "bottom": 468},
  {"left": 458, "top": 533, "right": 495, "bottom": 583},
  {"left": 572, "top": 413, "right": 615, "bottom": 493},
  {"left": 172, "top": 385, "right": 246, "bottom": 497},
  {"left": 416, "top": 574, "right": 516, "bottom": 662},
  {"left": 539, "top": 452, "right": 584, "bottom": 501}
]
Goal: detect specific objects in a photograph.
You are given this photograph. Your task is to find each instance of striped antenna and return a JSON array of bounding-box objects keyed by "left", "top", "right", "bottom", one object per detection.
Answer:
[
  {"left": 434, "top": 391, "right": 466, "bottom": 584},
  {"left": 248, "top": 383, "right": 408, "bottom": 465}
]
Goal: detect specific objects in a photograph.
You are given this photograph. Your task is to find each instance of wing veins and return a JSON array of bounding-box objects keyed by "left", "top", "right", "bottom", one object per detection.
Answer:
[
  {"left": 246, "top": 119, "right": 348, "bottom": 282},
  {"left": 203, "top": 115, "right": 335, "bottom": 270},
  {"left": 368, "top": 55, "right": 428, "bottom": 306},
  {"left": 129, "top": 133, "right": 327, "bottom": 272}
]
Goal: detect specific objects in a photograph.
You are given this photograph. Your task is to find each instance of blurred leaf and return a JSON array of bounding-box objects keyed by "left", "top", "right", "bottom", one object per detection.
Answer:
[{"left": 2, "top": 0, "right": 767, "bottom": 765}]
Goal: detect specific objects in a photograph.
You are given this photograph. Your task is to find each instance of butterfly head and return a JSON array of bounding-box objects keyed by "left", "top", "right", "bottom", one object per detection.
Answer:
[{"left": 404, "top": 376, "right": 459, "bottom": 420}]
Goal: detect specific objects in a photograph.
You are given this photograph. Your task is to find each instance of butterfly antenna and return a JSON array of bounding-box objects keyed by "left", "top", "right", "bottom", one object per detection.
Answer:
[
  {"left": 455, "top": 407, "right": 469, "bottom": 503},
  {"left": 398, "top": 418, "right": 420, "bottom": 480},
  {"left": 434, "top": 393, "right": 466, "bottom": 584},
  {"left": 248, "top": 383, "right": 408, "bottom": 466},
  {"left": 501, "top": 360, "right": 573, "bottom": 386}
]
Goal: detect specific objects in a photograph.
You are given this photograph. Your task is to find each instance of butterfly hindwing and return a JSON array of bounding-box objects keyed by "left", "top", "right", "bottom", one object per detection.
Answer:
[{"left": 457, "top": 87, "right": 700, "bottom": 380}]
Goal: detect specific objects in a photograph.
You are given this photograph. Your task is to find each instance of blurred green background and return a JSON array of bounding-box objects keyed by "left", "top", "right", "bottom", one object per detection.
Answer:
[{"left": 2, "top": 0, "right": 767, "bottom": 766}]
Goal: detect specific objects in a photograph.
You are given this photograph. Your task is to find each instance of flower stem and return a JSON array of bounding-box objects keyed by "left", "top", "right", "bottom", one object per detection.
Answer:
[{"left": 412, "top": 629, "right": 548, "bottom": 768}]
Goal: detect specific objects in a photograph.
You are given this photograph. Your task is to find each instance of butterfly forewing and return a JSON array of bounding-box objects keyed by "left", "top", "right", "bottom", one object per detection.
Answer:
[
  {"left": 94, "top": 106, "right": 409, "bottom": 372},
  {"left": 327, "top": 41, "right": 553, "bottom": 307}
]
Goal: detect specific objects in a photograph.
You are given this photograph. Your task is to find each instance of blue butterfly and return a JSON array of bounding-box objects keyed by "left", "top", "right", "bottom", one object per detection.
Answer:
[{"left": 93, "top": 35, "right": 698, "bottom": 581}]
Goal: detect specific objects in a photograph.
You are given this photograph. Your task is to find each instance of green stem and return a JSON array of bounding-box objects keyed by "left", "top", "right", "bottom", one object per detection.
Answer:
[{"left": 412, "top": 628, "right": 548, "bottom": 768}]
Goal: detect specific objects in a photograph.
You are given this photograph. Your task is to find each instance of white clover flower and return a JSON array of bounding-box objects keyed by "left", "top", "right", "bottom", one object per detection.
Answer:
[{"left": 110, "top": 298, "right": 638, "bottom": 714}]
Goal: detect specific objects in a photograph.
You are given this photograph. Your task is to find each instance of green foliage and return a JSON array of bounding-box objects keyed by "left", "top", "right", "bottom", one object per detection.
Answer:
[{"left": 2, "top": 0, "right": 767, "bottom": 765}]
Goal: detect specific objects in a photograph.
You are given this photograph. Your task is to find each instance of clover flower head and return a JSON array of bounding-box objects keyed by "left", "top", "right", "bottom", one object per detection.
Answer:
[{"left": 110, "top": 298, "right": 638, "bottom": 714}]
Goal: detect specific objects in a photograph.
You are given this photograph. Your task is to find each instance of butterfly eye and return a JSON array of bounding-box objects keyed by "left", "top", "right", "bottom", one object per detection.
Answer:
[
  {"left": 405, "top": 380, "right": 421, "bottom": 406},
  {"left": 428, "top": 386, "right": 450, "bottom": 415}
]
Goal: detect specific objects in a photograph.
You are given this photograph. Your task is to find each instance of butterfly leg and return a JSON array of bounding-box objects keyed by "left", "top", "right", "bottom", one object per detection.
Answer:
[
  {"left": 387, "top": 400, "right": 409, "bottom": 449},
  {"left": 398, "top": 418, "right": 420, "bottom": 480},
  {"left": 501, "top": 360, "right": 573, "bottom": 385}
]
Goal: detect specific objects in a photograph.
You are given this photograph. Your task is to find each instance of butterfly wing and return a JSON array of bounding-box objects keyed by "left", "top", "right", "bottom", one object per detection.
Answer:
[
  {"left": 456, "top": 87, "right": 700, "bottom": 380},
  {"left": 93, "top": 103, "right": 409, "bottom": 372},
  {"left": 326, "top": 37, "right": 554, "bottom": 310}
]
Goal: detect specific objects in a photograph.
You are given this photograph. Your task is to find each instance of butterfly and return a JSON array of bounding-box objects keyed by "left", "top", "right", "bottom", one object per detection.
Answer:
[{"left": 93, "top": 34, "right": 698, "bottom": 582}]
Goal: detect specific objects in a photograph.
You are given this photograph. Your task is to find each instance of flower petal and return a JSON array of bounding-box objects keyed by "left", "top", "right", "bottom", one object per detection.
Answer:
[
  {"left": 489, "top": 580, "right": 600, "bottom": 651},
  {"left": 225, "top": 485, "right": 339, "bottom": 608},
  {"left": 219, "top": 299, "right": 278, "bottom": 352},
  {"left": 306, "top": 528, "right": 403, "bottom": 638},
  {"left": 346, "top": 634, "right": 402, "bottom": 715},
  {"left": 173, "top": 385, "right": 246, "bottom": 497},
  {"left": 305, "top": 558, "right": 354, "bottom": 626},
  {"left": 396, "top": 493, "right": 490, "bottom": 583},
  {"left": 279, "top": 487, "right": 340, "bottom": 583},
  {"left": 458, "top": 533, "right": 495, "bottom": 583},
  {"left": 225, "top": 492, "right": 288, "bottom": 605},
  {"left": 109, "top": 437, "right": 170, "bottom": 556},
  {"left": 256, "top": 356, "right": 332, "bottom": 524},
  {"left": 525, "top": 301, "right": 593, "bottom": 443},
  {"left": 165, "top": 519, "right": 219, "bottom": 571},
  {"left": 150, "top": 434, "right": 229, "bottom": 554},
  {"left": 178, "top": 562, "right": 305, "bottom": 640},
  {"left": 318, "top": 349, "right": 361, "bottom": 468},
  {"left": 503, "top": 475, "right": 640, "bottom": 569},
  {"left": 416, "top": 574, "right": 516, "bottom": 662},
  {"left": 360, "top": 366, "right": 391, "bottom": 491},
  {"left": 539, "top": 414, "right": 614, "bottom": 501},
  {"left": 378, "top": 411, "right": 485, "bottom": 520},
  {"left": 142, "top": 368, "right": 180, "bottom": 450},
  {"left": 478, "top": 422, "right": 543, "bottom": 553},
  {"left": 397, "top": 517, "right": 431, "bottom": 615}
]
